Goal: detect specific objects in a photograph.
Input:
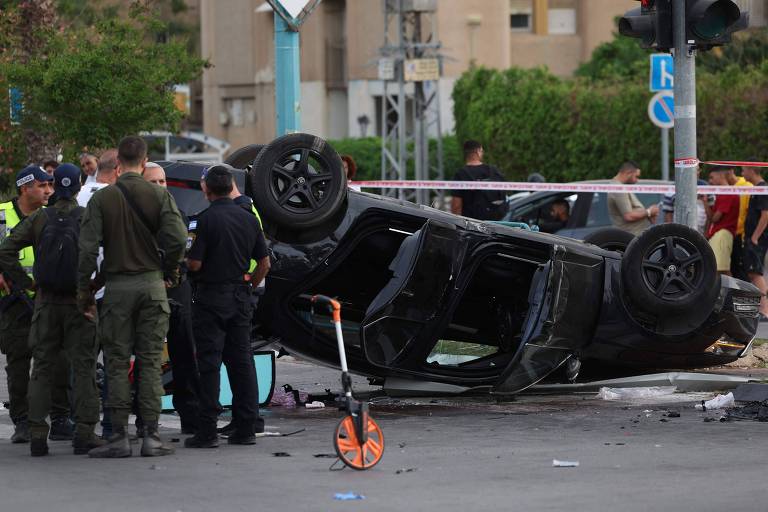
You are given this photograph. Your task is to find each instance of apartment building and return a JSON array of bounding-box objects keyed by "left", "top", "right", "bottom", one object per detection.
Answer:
[{"left": 199, "top": 0, "right": 766, "bottom": 148}]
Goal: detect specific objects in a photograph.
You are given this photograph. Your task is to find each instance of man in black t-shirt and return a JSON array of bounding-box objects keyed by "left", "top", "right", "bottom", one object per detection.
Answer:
[
  {"left": 742, "top": 165, "right": 768, "bottom": 318},
  {"left": 450, "top": 140, "right": 507, "bottom": 221},
  {"left": 184, "top": 164, "right": 271, "bottom": 448}
]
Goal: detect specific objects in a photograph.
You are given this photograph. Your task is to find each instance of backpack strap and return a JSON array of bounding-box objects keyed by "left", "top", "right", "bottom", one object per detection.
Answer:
[{"left": 115, "top": 181, "right": 158, "bottom": 235}]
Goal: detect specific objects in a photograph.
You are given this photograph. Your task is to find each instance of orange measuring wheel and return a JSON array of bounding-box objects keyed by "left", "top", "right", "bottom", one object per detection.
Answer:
[{"left": 333, "top": 414, "right": 385, "bottom": 470}]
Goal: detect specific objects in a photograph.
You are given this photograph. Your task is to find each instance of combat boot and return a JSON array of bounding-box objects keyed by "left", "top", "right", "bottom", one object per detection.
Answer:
[
  {"left": 30, "top": 438, "right": 49, "bottom": 457},
  {"left": 140, "top": 422, "right": 175, "bottom": 457},
  {"left": 49, "top": 417, "right": 75, "bottom": 441},
  {"left": 11, "top": 419, "right": 30, "bottom": 444},
  {"left": 88, "top": 428, "right": 131, "bottom": 458},
  {"left": 73, "top": 429, "right": 107, "bottom": 455}
]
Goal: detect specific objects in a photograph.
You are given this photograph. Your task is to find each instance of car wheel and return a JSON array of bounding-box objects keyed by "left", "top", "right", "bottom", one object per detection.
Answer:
[
  {"left": 250, "top": 134, "right": 347, "bottom": 230},
  {"left": 583, "top": 228, "right": 635, "bottom": 253},
  {"left": 621, "top": 224, "right": 719, "bottom": 317},
  {"left": 225, "top": 144, "right": 265, "bottom": 170}
]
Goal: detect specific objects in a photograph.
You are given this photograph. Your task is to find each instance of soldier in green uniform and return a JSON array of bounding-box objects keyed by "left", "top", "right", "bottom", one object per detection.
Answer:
[
  {"left": 0, "top": 164, "right": 105, "bottom": 456},
  {"left": 0, "top": 165, "right": 72, "bottom": 444},
  {"left": 78, "top": 136, "right": 187, "bottom": 458}
]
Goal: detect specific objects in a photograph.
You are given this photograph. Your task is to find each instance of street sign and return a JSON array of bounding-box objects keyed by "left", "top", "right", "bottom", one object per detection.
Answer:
[
  {"left": 404, "top": 58, "right": 440, "bottom": 82},
  {"left": 650, "top": 54, "right": 674, "bottom": 92},
  {"left": 275, "top": 0, "right": 311, "bottom": 20},
  {"left": 9, "top": 87, "right": 22, "bottom": 125},
  {"left": 378, "top": 58, "right": 395, "bottom": 81},
  {"left": 648, "top": 90, "right": 675, "bottom": 129}
]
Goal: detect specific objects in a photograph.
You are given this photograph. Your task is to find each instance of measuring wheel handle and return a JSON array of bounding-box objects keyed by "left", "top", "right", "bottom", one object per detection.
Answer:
[{"left": 311, "top": 294, "right": 341, "bottom": 321}]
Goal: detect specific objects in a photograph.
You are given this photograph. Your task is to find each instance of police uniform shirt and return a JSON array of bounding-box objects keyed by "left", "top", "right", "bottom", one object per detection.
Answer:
[{"left": 188, "top": 197, "right": 268, "bottom": 284}]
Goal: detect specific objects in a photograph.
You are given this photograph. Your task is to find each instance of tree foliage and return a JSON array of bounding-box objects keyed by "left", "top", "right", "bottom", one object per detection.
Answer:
[
  {"left": 0, "top": 1, "right": 206, "bottom": 171},
  {"left": 453, "top": 65, "right": 768, "bottom": 182},
  {"left": 454, "top": 27, "right": 768, "bottom": 182},
  {"left": 330, "top": 136, "right": 463, "bottom": 181}
]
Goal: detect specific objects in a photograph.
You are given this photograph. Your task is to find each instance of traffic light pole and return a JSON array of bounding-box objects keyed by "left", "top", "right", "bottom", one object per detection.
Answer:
[{"left": 672, "top": 0, "right": 698, "bottom": 229}]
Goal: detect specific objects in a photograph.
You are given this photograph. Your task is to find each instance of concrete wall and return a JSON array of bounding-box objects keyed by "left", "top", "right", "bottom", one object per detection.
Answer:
[
  {"left": 509, "top": 33, "right": 582, "bottom": 76},
  {"left": 578, "top": 0, "right": 636, "bottom": 60},
  {"left": 438, "top": 0, "right": 510, "bottom": 77}
]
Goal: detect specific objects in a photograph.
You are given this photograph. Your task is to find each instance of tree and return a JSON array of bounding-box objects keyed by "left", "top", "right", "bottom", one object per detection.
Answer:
[
  {"left": 576, "top": 23, "right": 768, "bottom": 82},
  {"left": 0, "top": 1, "right": 207, "bottom": 172}
]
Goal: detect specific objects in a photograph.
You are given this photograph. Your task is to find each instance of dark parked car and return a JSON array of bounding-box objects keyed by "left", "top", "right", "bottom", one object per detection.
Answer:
[
  {"left": 163, "top": 135, "right": 759, "bottom": 395},
  {"left": 502, "top": 181, "right": 665, "bottom": 239}
]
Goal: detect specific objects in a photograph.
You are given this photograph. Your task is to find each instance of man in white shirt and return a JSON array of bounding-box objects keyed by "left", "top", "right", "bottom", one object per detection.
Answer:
[
  {"left": 79, "top": 153, "right": 99, "bottom": 185},
  {"left": 77, "top": 149, "right": 117, "bottom": 207}
]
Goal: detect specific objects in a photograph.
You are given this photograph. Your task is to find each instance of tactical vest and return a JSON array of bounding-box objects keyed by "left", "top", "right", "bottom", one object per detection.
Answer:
[{"left": 0, "top": 201, "right": 35, "bottom": 294}]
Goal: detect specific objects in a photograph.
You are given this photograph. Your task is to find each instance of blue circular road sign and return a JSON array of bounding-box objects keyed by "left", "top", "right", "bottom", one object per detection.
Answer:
[{"left": 648, "top": 91, "right": 675, "bottom": 129}]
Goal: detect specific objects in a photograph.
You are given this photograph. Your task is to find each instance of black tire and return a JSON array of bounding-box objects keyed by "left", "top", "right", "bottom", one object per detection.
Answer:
[
  {"left": 621, "top": 224, "right": 719, "bottom": 317},
  {"left": 225, "top": 144, "right": 265, "bottom": 170},
  {"left": 583, "top": 228, "right": 635, "bottom": 253},
  {"left": 250, "top": 133, "right": 346, "bottom": 230}
]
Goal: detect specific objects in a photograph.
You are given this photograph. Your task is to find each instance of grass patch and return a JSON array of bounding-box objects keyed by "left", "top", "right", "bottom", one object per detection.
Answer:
[
  {"left": 429, "top": 340, "right": 497, "bottom": 358},
  {"left": 753, "top": 338, "right": 768, "bottom": 347}
]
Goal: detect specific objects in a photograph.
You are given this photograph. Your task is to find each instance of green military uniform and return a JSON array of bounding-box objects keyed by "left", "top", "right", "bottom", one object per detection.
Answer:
[
  {"left": 0, "top": 199, "right": 70, "bottom": 431},
  {"left": 0, "top": 198, "right": 99, "bottom": 441},
  {"left": 78, "top": 172, "right": 187, "bottom": 439}
]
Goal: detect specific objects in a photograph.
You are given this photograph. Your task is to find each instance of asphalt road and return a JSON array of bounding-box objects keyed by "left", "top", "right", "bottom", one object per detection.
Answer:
[{"left": 0, "top": 357, "right": 766, "bottom": 512}]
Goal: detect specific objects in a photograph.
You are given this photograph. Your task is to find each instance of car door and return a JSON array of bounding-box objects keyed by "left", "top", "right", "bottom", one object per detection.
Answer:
[{"left": 361, "top": 220, "right": 467, "bottom": 369}]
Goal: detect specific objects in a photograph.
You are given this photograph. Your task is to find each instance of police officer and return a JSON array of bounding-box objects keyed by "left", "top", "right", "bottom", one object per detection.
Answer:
[
  {"left": 0, "top": 164, "right": 104, "bottom": 456},
  {"left": 0, "top": 165, "right": 71, "bottom": 444},
  {"left": 78, "top": 136, "right": 187, "bottom": 458},
  {"left": 184, "top": 164, "right": 270, "bottom": 448},
  {"left": 199, "top": 174, "right": 265, "bottom": 439},
  {"left": 143, "top": 163, "right": 200, "bottom": 434}
]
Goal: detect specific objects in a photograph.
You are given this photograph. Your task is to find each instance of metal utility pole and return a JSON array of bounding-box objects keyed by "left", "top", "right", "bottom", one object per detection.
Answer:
[
  {"left": 380, "top": 0, "right": 445, "bottom": 206},
  {"left": 274, "top": 14, "right": 301, "bottom": 136},
  {"left": 267, "top": 0, "right": 322, "bottom": 136},
  {"left": 672, "top": 0, "right": 697, "bottom": 228},
  {"left": 661, "top": 127, "right": 670, "bottom": 181}
]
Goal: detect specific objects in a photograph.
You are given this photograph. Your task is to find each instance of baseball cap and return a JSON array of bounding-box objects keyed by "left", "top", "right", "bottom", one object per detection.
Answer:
[
  {"left": 16, "top": 165, "right": 53, "bottom": 188},
  {"left": 202, "top": 163, "right": 234, "bottom": 181},
  {"left": 53, "top": 163, "right": 83, "bottom": 199}
]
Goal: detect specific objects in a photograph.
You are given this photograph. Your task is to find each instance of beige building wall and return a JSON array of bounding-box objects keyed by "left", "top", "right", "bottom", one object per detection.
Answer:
[{"left": 200, "top": 0, "right": 652, "bottom": 147}]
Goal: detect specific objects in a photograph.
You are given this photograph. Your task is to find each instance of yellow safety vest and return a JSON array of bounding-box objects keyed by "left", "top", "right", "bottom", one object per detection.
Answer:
[
  {"left": 248, "top": 204, "right": 263, "bottom": 273},
  {"left": 0, "top": 200, "right": 35, "bottom": 294}
]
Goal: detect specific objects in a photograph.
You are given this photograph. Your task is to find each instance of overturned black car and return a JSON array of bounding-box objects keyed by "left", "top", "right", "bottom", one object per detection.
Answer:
[{"left": 164, "top": 133, "right": 760, "bottom": 395}]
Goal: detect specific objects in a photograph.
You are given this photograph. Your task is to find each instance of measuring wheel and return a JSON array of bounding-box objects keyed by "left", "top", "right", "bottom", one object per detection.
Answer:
[{"left": 333, "top": 414, "right": 385, "bottom": 470}]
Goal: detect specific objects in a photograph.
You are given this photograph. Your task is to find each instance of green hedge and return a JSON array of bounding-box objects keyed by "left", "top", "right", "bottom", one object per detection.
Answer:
[
  {"left": 452, "top": 64, "right": 768, "bottom": 182},
  {"left": 329, "top": 135, "right": 464, "bottom": 181}
]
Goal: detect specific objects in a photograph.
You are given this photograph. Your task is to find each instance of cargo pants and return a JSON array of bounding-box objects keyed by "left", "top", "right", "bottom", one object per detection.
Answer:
[
  {"left": 99, "top": 272, "right": 169, "bottom": 429},
  {"left": 0, "top": 301, "right": 70, "bottom": 425},
  {"left": 27, "top": 300, "right": 100, "bottom": 438}
]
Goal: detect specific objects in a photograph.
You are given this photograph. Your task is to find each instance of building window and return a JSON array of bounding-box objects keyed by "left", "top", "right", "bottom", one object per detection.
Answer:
[
  {"left": 510, "top": 0, "right": 532, "bottom": 32},
  {"left": 548, "top": 0, "right": 576, "bottom": 35}
]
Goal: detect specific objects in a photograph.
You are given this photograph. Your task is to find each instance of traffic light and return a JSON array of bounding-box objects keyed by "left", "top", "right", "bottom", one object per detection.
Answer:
[
  {"left": 686, "top": 0, "right": 749, "bottom": 49},
  {"left": 619, "top": 0, "right": 673, "bottom": 51}
]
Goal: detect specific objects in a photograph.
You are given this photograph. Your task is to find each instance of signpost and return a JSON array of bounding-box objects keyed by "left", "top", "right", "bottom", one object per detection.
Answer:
[
  {"left": 266, "top": 0, "right": 322, "bottom": 136},
  {"left": 649, "top": 54, "right": 674, "bottom": 182}
]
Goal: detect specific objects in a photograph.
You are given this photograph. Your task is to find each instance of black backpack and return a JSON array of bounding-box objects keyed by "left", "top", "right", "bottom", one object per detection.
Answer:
[
  {"left": 33, "top": 207, "right": 85, "bottom": 294},
  {"left": 467, "top": 166, "right": 508, "bottom": 221}
]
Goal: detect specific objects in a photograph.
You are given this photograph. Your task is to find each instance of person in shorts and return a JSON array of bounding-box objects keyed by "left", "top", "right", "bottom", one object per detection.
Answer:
[
  {"left": 741, "top": 164, "right": 768, "bottom": 319},
  {"left": 706, "top": 169, "right": 739, "bottom": 276}
]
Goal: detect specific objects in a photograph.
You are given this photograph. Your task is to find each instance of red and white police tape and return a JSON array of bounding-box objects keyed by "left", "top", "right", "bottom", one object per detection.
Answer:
[{"left": 350, "top": 160, "right": 768, "bottom": 195}]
